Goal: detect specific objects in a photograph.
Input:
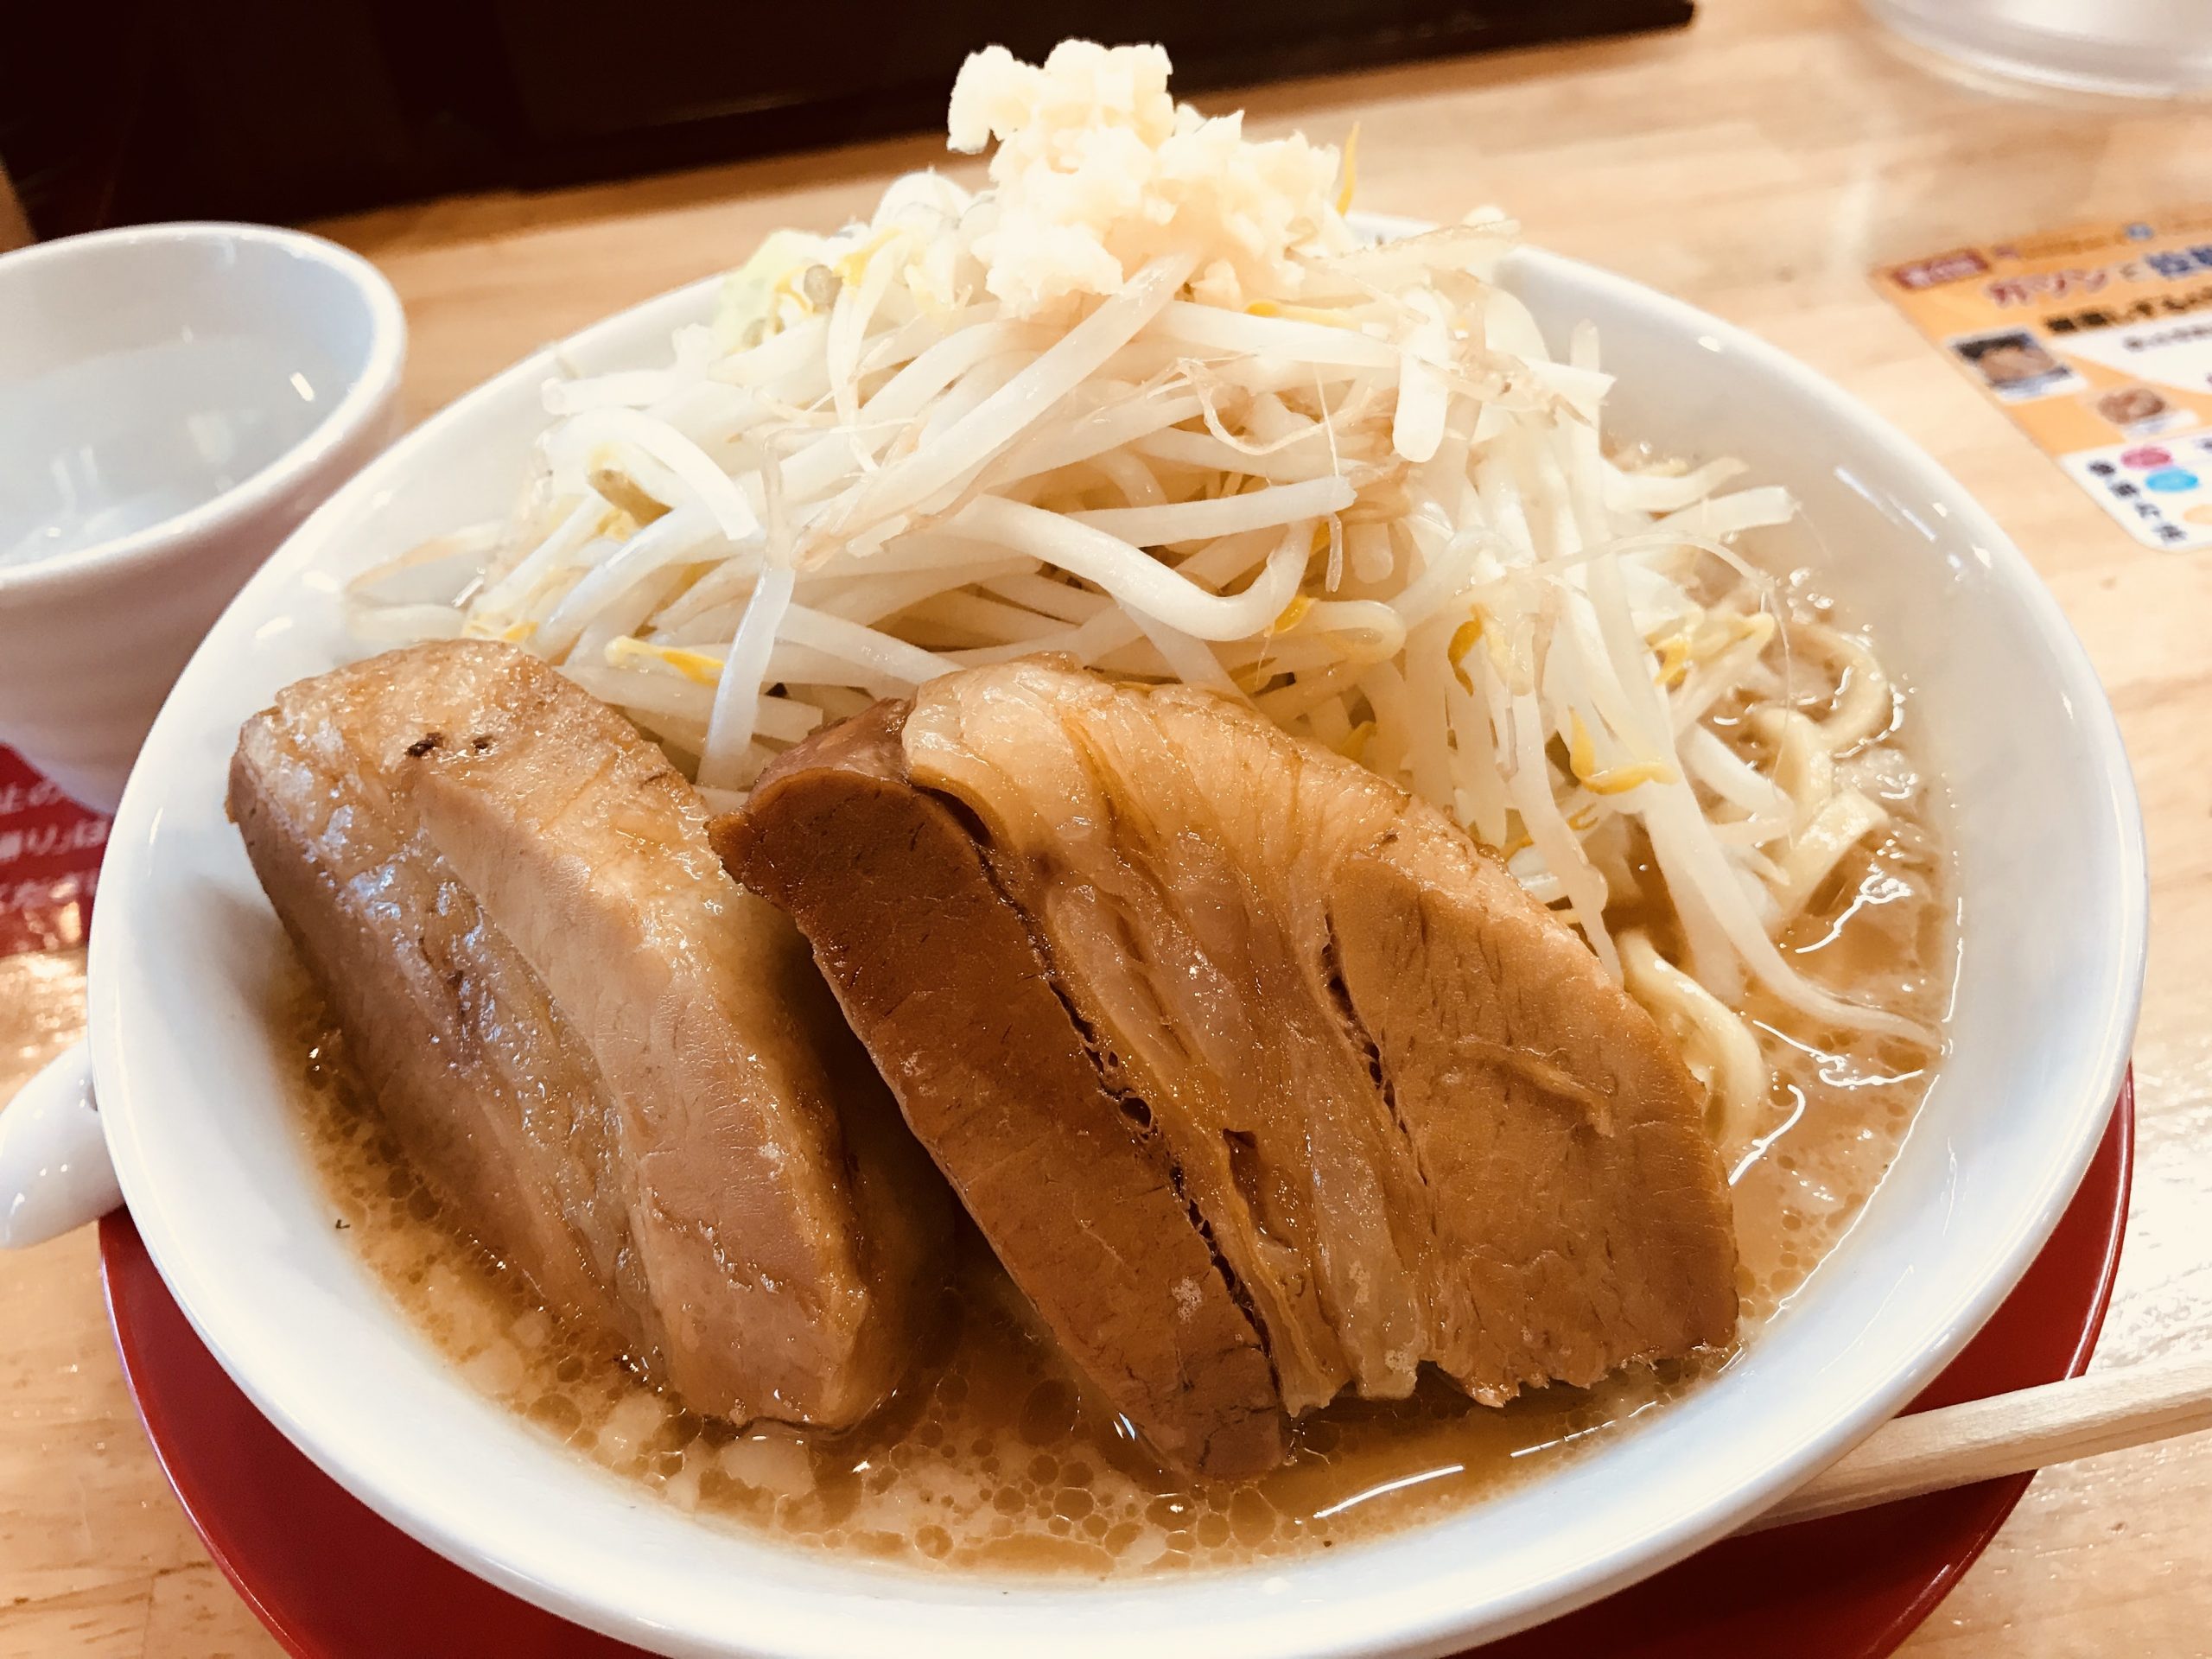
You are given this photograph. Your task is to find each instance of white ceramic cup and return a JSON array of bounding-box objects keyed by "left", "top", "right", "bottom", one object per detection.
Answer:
[{"left": 0, "top": 222, "right": 407, "bottom": 813}]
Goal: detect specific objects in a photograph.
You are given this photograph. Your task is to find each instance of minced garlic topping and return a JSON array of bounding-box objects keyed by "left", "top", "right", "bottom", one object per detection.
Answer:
[{"left": 946, "top": 41, "right": 1354, "bottom": 315}]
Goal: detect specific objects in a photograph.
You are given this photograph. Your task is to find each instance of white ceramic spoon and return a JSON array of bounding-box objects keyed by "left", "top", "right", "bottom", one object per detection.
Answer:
[{"left": 0, "top": 1043, "right": 118, "bottom": 1247}]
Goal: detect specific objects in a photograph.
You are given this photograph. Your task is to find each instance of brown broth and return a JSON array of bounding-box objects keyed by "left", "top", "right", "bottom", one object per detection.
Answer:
[{"left": 289, "top": 598, "right": 1953, "bottom": 1579}]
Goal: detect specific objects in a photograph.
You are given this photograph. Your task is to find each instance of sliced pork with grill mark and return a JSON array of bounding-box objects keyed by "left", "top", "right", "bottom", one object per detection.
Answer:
[
  {"left": 719, "top": 658, "right": 1736, "bottom": 1472},
  {"left": 229, "top": 639, "right": 949, "bottom": 1429}
]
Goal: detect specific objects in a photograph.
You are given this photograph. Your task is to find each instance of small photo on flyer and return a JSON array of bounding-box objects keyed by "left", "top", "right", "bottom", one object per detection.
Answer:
[
  {"left": 1945, "top": 328, "right": 2084, "bottom": 402},
  {"left": 2087, "top": 385, "right": 2196, "bottom": 438}
]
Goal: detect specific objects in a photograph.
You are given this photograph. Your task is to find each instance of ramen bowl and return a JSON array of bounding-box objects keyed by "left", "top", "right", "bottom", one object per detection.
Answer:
[{"left": 80, "top": 233, "right": 2144, "bottom": 1656}]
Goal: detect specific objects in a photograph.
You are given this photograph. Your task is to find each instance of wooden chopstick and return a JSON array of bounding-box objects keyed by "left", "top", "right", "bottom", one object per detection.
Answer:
[{"left": 1744, "top": 1352, "right": 2212, "bottom": 1533}]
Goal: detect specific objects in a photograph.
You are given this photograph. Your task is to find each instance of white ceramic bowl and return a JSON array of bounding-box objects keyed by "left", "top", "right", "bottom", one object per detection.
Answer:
[
  {"left": 0, "top": 222, "right": 405, "bottom": 811},
  {"left": 84, "top": 237, "right": 2143, "bottom": 1656}
]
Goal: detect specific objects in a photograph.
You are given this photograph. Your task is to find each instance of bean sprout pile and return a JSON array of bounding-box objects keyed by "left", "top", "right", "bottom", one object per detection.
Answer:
[{"left": 350, "top": 41, "right": 1928, "bottom": 1152}]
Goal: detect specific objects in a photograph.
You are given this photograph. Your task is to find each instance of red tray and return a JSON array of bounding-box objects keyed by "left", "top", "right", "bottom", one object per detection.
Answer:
[{"left": 102, "top": 1082, "right": 2133, "bottom": 1659}]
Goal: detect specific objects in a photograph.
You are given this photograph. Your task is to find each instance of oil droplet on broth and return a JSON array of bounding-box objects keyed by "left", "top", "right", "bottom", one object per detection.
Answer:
[{"left": 285, "top": 588, "right": 1954, "bottom": 1576}]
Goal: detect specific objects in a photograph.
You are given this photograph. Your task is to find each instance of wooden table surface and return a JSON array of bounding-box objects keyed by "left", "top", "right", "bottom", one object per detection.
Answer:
[{"left": 6, "top": 0, "right": 2212, "bottom": 1652}]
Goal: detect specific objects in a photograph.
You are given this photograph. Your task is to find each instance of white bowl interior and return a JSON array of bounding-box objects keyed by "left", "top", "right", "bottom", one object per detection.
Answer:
[
  {"left": 0, "top": 227, "right": 389, "bottom": 569},
  {"left": 89, "top": 245, "right": 2143, "bottom": 1659}
]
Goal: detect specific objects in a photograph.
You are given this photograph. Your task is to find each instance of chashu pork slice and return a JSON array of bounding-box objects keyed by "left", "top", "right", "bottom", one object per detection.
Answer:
[
  {"left": 715, "top": 700, "right": 1285, "bottom": 1478},
  {"left": 229, "top": 639, "right": 949, "bottom": 1428},
  {"left": 717, "top": 658, "right": 1737, "bottom": 1474}
]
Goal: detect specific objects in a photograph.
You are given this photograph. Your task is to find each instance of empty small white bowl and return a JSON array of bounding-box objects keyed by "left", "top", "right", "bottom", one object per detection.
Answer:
[{"left": 0, "top": 222, "right": 405, "bottom": 810}]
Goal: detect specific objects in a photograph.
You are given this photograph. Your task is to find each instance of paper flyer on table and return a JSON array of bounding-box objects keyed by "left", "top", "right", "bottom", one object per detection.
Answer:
[{"left": 1877, "top": 208, "right": 2212, "bottom": 550}]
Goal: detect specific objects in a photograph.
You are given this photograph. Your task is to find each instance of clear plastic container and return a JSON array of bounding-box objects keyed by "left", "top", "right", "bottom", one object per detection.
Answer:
[{"left": 1866, "top": 0, "right": 2212, "bottom": 99}]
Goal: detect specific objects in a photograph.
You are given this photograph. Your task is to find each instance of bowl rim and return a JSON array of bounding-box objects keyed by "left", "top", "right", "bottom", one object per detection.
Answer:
[
  {"left": 0, "top": 220, "right": 408, "bottom": 602},
  {"left": 87, "top": 232, "right": 2148, "bottom": 1657}
]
